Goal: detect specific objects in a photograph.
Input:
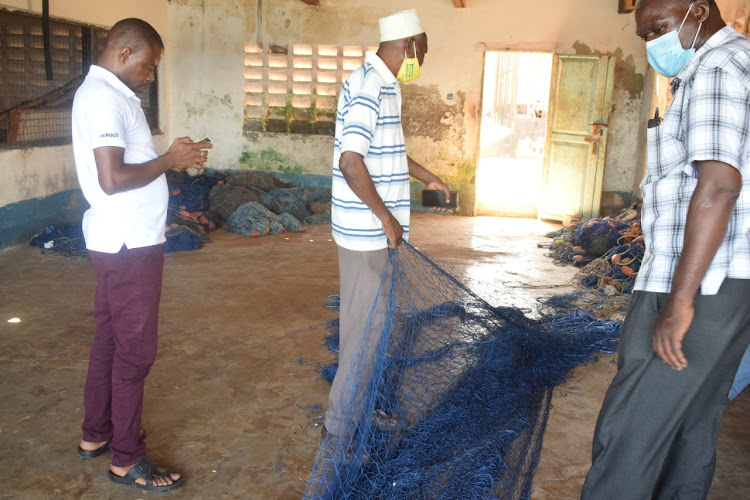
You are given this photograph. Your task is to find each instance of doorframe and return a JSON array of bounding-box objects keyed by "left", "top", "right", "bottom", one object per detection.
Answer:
[{"left": 476, "top": 47, "right": 555, "bottom": 218}]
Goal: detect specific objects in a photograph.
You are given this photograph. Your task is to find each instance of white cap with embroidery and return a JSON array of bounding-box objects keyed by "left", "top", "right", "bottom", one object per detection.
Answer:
[{"left": 379, "top": 9, "right": 424, "bottom": 43}]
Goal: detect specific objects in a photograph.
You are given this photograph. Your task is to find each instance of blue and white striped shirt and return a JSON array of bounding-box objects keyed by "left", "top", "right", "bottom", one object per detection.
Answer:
[{"left": 331, "top": 51, "right": 410, "bottom": 251}]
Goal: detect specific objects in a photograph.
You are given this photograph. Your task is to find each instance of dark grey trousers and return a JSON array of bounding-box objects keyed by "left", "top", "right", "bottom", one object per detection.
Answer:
[
  {"left": 581, "top": 279, "right": 750, "bottom": 500},
  {"left": 325, "top": 246, "right": 391, "bottom": 438}
]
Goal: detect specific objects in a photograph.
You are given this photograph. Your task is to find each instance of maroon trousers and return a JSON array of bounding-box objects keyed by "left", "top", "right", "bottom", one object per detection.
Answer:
[{"left": 83, "top": 244, "right": 163, "bottom": 467}]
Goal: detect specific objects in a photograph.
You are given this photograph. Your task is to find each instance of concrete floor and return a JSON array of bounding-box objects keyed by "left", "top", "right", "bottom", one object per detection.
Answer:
[{"left": 0, "top": 213, "right": 748, "bottom": 499}]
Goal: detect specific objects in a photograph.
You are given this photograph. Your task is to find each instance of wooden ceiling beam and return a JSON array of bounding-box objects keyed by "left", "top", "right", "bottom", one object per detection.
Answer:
[{"left": 453, "top": 0, "right": 467, "bottom": 8}]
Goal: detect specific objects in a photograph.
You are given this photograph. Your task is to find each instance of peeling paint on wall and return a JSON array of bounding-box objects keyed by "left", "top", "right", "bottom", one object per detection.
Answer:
[
  {"left": 399, "top": 85, "right": 477, "bottom": 214},
  {"left": 402, "top": 86, "right": 466, "bottom": 146}
]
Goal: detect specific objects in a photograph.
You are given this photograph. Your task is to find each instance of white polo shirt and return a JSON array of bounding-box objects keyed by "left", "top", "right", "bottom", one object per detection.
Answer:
[
  {"left": 72, "top": 65, "right": 167, "bottom": 253},
  {"left": 331, "top": 51, "right": 410, "bottom": 251}
]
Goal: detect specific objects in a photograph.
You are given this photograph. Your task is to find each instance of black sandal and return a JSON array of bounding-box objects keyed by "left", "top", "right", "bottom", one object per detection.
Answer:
[
  {"left": 108, "top": 457, "right": 185, "bottom": 492},
  {"left": 77, "top": 429, "right": 147, "bottom": 459}
]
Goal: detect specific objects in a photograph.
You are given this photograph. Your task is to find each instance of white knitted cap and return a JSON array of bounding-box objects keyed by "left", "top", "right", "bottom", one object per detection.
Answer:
[{"left": 379, "top": 9, "right": 424, "bottom": 43}]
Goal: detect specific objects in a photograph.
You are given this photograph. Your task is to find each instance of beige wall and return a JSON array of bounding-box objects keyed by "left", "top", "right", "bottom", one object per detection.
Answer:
[
  {"left": 0, "top": 0, "right": 167, "bottom": 31},
  {"left": 166, "top": 0, "right": 250, "bottom": 170},
  {"left": 0, "top": 1, "right": 168, "bottom": 206},
  {"left": 9, "top": 0, "right": 743, "bottom": 213},
  {"left": 165, "top": 0, "right": 651, "bottom": 214}
]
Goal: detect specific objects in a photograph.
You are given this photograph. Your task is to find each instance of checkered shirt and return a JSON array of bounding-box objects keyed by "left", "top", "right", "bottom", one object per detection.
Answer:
[{"left": 636, "top": 27, "right": 750, "bottom": 295}]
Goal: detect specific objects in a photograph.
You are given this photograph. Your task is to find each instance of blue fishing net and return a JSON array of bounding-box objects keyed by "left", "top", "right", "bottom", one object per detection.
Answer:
[
  {"left": 163, "top": 225, "right": 205, "bottom": 253},
  {"left": 29, "top": 223, "right": 87, "bottom": 257},
  {"left": 305, "top": 242, "right": 620, "bottom": 499},
  {"left": 574, "top": 218, "right": 633, "bottom": 258}
]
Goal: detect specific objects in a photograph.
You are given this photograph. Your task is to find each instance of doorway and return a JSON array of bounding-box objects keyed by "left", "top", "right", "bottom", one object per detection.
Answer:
[{"left": 476, "top": 52, "right": 553, "bottom": 217}]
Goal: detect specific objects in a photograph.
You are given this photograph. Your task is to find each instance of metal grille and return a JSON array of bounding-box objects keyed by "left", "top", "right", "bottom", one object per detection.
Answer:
[{"left": 0, "top": 10, "right": 158, "bottom": 148}]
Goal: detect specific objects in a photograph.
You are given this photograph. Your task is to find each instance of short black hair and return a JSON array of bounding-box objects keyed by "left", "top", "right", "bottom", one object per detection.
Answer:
[{"left": 106, "top": 18, "right": 163, "bottom": 53}]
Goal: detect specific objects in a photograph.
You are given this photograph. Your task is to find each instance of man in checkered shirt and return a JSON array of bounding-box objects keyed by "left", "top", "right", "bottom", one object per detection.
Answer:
[{"left": 582, "top": 1, "right": 750, "bottom": 498}]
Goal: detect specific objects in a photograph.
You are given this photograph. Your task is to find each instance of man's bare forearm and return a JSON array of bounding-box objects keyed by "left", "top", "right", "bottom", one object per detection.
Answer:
[
  {"left": 95, "top": 137, "right": 211, "bottom": 195},
  {"left": 95, "top": 148, "right": 176, "bottom": 195},
  {"left": 669, "top": 161, "right": 742, "bottom": 304}
]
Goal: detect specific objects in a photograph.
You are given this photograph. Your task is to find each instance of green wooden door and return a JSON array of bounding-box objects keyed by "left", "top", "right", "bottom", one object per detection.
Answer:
[{"left": 540, "top": 54, "right": 615, "bottom": 222}]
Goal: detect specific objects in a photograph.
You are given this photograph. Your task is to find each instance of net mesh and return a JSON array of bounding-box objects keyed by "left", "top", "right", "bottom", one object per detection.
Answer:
[{"left": 305, "top": 242, "right": 619, "bottom": 499}]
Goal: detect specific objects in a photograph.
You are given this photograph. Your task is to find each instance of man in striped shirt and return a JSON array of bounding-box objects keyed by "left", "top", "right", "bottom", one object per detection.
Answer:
[
  {"left": 326, "top": 9, "right": 449, "bottom": 440},
  {"left": 583, "top": 1, "right": 750, "bottom": 498}
]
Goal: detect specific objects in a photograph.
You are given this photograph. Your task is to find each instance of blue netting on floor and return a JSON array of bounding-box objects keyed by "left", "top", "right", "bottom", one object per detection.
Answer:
[
  {"left": 29, "top": 223, "right": 87, "bottom": 257},
  {"left": 305, "top": 242, "right": 620, "bottom": 499}
]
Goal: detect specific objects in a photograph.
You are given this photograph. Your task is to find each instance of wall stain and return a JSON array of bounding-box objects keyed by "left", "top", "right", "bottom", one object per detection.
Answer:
[
  {"left": 401, "top": 86, "right": 466, "bottom": 148},
  {"left": 265, "top": 2, "right": 376, "bottom": 43},
  {"left": 572, "top": 41, "right": 644, "bottom": 100},
  {"left": 238, "top": 146, "right": 305, "bottom": 174},
  {"left": 399, "top": 86, "right": 478, "bottom": 215},
  {"left": 185, "top": 102, "right": 200, "bottom": 119}
]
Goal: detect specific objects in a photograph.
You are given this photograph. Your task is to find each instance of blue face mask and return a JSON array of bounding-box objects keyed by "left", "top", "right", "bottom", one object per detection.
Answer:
[{"left": 646, "top": 2, "right": 702, "bottom": 77}]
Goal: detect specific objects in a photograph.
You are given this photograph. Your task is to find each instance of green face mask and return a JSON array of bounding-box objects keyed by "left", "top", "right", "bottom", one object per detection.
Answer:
[{"left": 397, "top": 41, "right": 420, "bottom": 82}]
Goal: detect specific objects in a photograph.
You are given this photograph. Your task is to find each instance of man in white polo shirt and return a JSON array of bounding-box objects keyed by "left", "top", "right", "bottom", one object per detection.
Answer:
[
  {"left": 326, "top": 8, "right": 450, "bottom": 441},
  {"left": 72, "top": 18, "right": 210, "bottom": 492}
]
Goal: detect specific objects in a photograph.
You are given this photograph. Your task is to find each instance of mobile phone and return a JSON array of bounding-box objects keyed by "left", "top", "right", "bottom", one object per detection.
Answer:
[{"left": 422, "top": 189, "right": 458, "bottom": 209}]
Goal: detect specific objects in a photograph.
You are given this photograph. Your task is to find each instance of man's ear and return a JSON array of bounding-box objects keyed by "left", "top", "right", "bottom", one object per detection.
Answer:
[
  {"left": 693, "top": 0, "right": 711, "bottom": 23},
  {"left": 403, "top": 37, "right": 416, "bottom": 56},
  {"left": 117, "top": 47, "right": 132, "bottom": 65}
]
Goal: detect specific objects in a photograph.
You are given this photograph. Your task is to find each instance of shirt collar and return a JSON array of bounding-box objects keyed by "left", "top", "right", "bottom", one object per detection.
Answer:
[
  {"left": 671, "top": 26, "right": 742, "bottom": 93},
  {"left": 87, "top": 64, "right": 137, "bottom": 99},
  {"left": 365, "top": 51, "right": 398, "bottom": 85}
]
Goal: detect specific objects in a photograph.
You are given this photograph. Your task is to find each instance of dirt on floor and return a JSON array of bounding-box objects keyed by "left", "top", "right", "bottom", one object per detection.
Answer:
[{"left": 0, "top": 213, "right": 747, "bottom": 499}]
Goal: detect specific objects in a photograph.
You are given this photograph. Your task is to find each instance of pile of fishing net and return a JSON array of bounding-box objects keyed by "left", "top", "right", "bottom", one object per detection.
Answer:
[
  {"left": 30, "top": 169, "right": 333, "bottom": 256},
  {"left": 577, "top": 238, "right": 645, "bottom": 295},
  {"left": 166, "top": 170, "right": 332, "bottom": 241},
  {"left": 570, "top": 221, "right": 644, "bottom": 317},
  {"left": 227, "top": 201, "right": 307, "bottom": 236},
  {"left": 573, "top": 218, "right": 633, "bottom": 261},
  {"left": 207, "top": 171, "right": 332, "bottom": 229},
  {"left": 541, "top": 227, "right": 577, "bottom": 266},
  {"left": 541, "top": 216, "right": 645, "bottom": 319},
  {"left": 166, "top": 170, "right": 226, "bottom": 234},
  {"left": 543, "top": 207, "right": 640, "bottom": 267},
  {"left": 28, "top": 221, "right": 205, "bottom": 255},
  {"left": 29, "top": 223, "right": 87, "bottom": 257},
  {"left": 305, "top": 242, "right": 620, "bottom": 499}
]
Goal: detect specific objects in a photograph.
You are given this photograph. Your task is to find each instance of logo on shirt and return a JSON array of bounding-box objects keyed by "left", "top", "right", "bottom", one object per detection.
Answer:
[{"left": 99, "top": 132, "right": 119, "bottom": 138}]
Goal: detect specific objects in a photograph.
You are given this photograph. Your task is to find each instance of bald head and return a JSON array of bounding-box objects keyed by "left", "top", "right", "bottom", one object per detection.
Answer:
[
  {"left": 104, "top": 18, "right": 163, "bottom": 55},
  {"left": 636, "top": 0, "right": 715, "bottom": 7},
  {"left": 635, "top": 0, "right": 725, "bottom": 50}
]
